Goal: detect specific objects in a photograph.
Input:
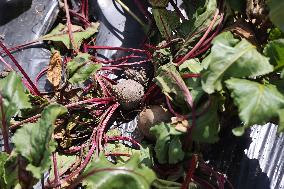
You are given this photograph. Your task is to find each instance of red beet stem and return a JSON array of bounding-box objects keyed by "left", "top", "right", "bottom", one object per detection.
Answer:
[
  {"left": 35, "top": 67, "right": 48, "bottom": 88},
  {"left": 0, "top": 55, "right": 14, "bottom": 71},
  {"left": 96, "top": 103, "right": 120, "bottom": 153},
  {"left": 165, "top": 96, "right": 190, "bottom": 119},
  {"left": 0, "top": 40, "right": 41, "bottom": 95},
  {"left": 181, "top": 73, "right": 201, "bottom": 78},
  {"left": 95, "top": 74, "right": 111, "bottom": 97},
  {"left": 104, "top": 152, "right": 131, "bottom": 157},
  {"left": 181, "top": 155, "right": 198, "bottom": 189},
  {"left": 176, "top": 9, "right": 220, "bottom": 65},
  {"left": 169, "top": 0, "right": 186, "bottom": 21},
  {"left": 86, "top": 45, "right": 152, "bottom": 59},
  {"left": 63, "top": 0, "right": 79, "bottom": 53},
  {"left": 52, "top": 152, "right": 60, "bottom": 187}
]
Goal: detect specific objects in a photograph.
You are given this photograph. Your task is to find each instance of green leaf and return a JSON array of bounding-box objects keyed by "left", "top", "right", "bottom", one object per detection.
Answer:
[
  {"left": 179, "top": 59, "right": 203, "bottom": 74},
  {"left": 268, "top": 0, "right": 284, "bottom": 32},
  {"left": 177, "top": 0, "right": 219, "bottom": 56},
  {"left": 12, "top": 104, "right": 67, "bottom": 179},
  {"left": 150, "top": 123, "right": 183, "bottom": 164},
  {"left": 67, "top": 53, "right": 102, "bottom": 84},
  {"left": 264, "top": 39, "right": 284, "bottom": 72},
  {"left": 0, "top": 153, "right": 20, "bottom": 189},
  {"left": 154, "top": 63, "right": 186, "bottom": 106},
  {"left": 82, "top": 153, "right": 156, "bottom": 189},
  {"left": 277, "top": 109, "right": 284, "bottom": 133},
  {"left": 0, "top": 153, "right": 8, "bottom": 188},
  {"left": 232, "top": 126, "right": 246, "bottom": 136},
  {"left": 192, "top": 96, "right": 220, "bottom": 143},
  {"left": 225, "top": 0, "right": 246, "bottom": 12},
  {"left": 226, "top": 78, "right": 284, "bottom": 126},
  {"left": 202, "top": 32, "right": 273, "bottom": 94},
  {"left": 168, "top": 136, "right": 184, "bottom": 164},
  {"left": 152, "top": 8, "right": 180, "bottom": 39},
  {"left": 41, "top": 22, "right": 99, "bottom": 49},
  {"left": 0, "top": 72, "right": 31, "bottom": 127}
]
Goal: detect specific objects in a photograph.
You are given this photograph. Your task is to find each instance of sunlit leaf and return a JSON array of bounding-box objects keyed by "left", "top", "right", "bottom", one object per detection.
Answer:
[
  {"left": 67, "top": 53, "right": 102, "bottom": 84},
  {"left": 202, "top": 32, "right": 273, "bottom": 94},
  {"left": 226, "top": 78, "right": 284, "bottom": 126}
]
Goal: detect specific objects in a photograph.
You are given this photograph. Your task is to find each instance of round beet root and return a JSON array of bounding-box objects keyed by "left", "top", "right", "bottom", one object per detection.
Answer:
[
  {"left": 113, "top": 79, "right": 144, "bottom": 111},
  {"left": 137, "top": 105, "right": 172, "bottom": 140}
]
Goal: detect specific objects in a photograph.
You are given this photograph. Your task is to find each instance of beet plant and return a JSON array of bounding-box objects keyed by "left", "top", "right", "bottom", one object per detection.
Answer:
[{"left": 0, "top": 0, "right": 284, "bottom": 188}]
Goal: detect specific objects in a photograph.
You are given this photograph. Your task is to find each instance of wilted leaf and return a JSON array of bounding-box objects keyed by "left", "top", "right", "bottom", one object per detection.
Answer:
[
  {"left": 41, "top": 22, "right": 99, "bottom": 49},
  {"left": 82, "top": 153, "right": 156, "bottom": 189},
  {"left": 0, "top": 72, "right": 31, "bottom": 128},
  {"left": 12, "top": 104, "right": 67, "bottom": 179},
  {"left": 47, "top": 50, "right": 62, "bottom": 88},
  {"left": 226, "top": 78, "right": 284, "bottom": 126},
  {"left": 150, "top": 123, "right": 183, "bottom": 164},
  {"left": 67, "top": 53, "right": 102, "bottom": 84},
  {"left": 202, "top": 32, "right": 273, "bottom": 94},
  {"left": 268, "top": 0, "right": 284, "bottom": 32},
  {"left": 191, "top": 97, "right": 220, "bottom": 143}
]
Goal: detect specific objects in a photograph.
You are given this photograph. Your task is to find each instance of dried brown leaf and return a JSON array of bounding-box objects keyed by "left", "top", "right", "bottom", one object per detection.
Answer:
[{"left": 47, "top": 50, "right": 63, "bottom": 88}]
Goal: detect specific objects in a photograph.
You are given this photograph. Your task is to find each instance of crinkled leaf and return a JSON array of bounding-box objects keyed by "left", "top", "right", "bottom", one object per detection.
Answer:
[
  {"left": 192, "top": 97, "right": 220, "bottom": 143},
  {"left": 12, "top": 104, "right": 67, "bottom": 179},
  {"left": 168, "top": 136, "right": 184, "bottom": 164},
  {"left": 41, "top": 22, "right": 99, "bottom": 49},
  {"left": 154, "top": 63, "right": 186, "bottom": 106},
  {"left": 0, "top": 72, "right": 31, "bottom": 126},
  {"left": 264, "top": 39, "right": 284, "bottom": 74},
  {"left": 67, "top": 53, "right": 102, "bottom": 84},
  {"left": 83, "top": 153, "right": 156, "bottom": 189},
  {"left": 268, "top": 0, "right": 284, "bottom": 32},
  {"left": 47, "top": 50, "right": 63, "bottom": 88},
  {"left": 150, "top": 123, "right": 183, "bottom": 164},
  {"left": 202, "top": 32, "right": 273, "bottom": 94},
  {"left": 226, "top": 78, "right": 284, "bottom": 126}
]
